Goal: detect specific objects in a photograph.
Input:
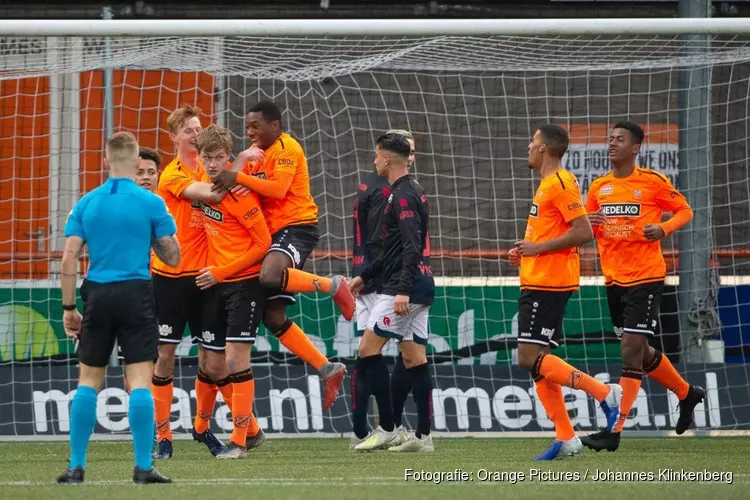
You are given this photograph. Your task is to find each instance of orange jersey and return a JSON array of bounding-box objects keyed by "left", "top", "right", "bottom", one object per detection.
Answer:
[
  {"left": 586, "top": 166, "right": 692, "bottom": 287},
  {"left": 246, "top": 133, "right": 318, "bottom": 234},
  {"left": 151, "top": 158, "right": 208, "bottom": 277},
  {"left": 520, "top": 169, "right": 588, "bottom": 292},
  {"left": 200, "top": 175, "right": 270, "bottom": 283}
]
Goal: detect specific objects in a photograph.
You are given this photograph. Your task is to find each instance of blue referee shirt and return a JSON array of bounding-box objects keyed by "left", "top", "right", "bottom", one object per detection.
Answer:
[{"left": 64, "top": 177, "right": 177, "bottom": 284}]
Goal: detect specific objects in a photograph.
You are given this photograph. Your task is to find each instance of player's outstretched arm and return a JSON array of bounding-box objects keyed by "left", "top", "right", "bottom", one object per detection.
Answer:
[
  {"left": 152, "top": 235, "right": 181, "bottom": 268},
  {"left": 181, "top": 181, "right": 224, "bottom": 204}
]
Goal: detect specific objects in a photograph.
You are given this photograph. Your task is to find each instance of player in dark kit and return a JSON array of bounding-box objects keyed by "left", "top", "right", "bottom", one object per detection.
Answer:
[
  {"left": 349, "top": 132, "right": 435, "bottom": 453},
  {"left": 350, "top": 129, "right": 415, "bottom": 449},
  {"left": 57, "top": 132, "right": 177, "bottom": 485}
]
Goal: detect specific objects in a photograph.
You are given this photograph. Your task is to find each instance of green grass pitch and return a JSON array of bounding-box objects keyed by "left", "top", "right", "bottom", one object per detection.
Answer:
[{"left": 1, "top": 437, "right": 748, "bottom": 500}]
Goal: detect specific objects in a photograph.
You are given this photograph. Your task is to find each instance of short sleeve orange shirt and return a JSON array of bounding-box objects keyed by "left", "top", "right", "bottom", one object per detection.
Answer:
[
  {"left": 246, "top": 133, "right": 318, "bottom": 234},
  {"left": 520, "top": 169, "right": 587, "bottom": 292},
  {"left": 151, "top": 158, "right": 208, "bottom": 277},
  {"left": 586, "top": 166, "right": 691, "bottom": 286}
]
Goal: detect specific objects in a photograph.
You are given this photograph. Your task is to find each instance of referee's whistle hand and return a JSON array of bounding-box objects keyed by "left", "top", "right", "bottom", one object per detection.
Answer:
[{"left": 63, "top": 309, "right": 82, "bottom": 339}]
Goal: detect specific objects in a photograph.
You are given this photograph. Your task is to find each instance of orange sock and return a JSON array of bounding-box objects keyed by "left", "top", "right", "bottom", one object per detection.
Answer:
[
  {"left": 277, "top": 321, "right": 328, "bottom": 371},
  {"left": 282, "top": 268, "right": 331, "bottom": 294},
  {"left": 193, "top": 370, "right": 219, "bottom": 434},
  {"left": 216, "top": 376, "right": 233, "bottom": 413},
  {"left": 151, "top": 375, "right": 173, "bottom": 441},
  {"left": 535, "top": 378, "right": 575, "bottom": 441},
  {"left": 536, "top": 353, "right": 611, "bottom": 402},
  {"left": 614, "top": 368, "right": 643, "bottom": 433},
  {"left": 229, "top": 369, "right": 255, "bottom": 446},
  {"left": 645, "top": 350, "right": 690, "bottom": 400}
]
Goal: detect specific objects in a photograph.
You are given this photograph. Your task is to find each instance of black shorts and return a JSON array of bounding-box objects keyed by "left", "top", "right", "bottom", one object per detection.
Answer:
[
  {"left": 267, "top": 224, "right": 320, "bottom": 304},
  {"left": 152, "top": 274, "right": 204, "bottom": 345},
  {"left": 607, "top": 281, "right": 663, "bottom": 337},
  {"left": 78, "top": 279, "right": 158, "bottom": 367},
  {"left": 199, "top": 278, "right": 267, "bottom": 351},
  {"left": 517, "top": 289, "right": 572, "bottom": 348}
]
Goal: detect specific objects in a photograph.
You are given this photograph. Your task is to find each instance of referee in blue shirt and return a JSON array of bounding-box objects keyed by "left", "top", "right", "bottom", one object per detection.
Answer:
[{"left": 57, "top": 131, "right": 180, "bottom": 485}]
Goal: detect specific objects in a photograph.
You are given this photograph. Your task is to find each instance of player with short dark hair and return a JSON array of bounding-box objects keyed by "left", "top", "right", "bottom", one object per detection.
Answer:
[
  {"left": 349, "top": 132, "right": 435, "bottom": 453},
  {"left": 136, "top": 147, "right": 162, "bottom": 192},
  {"left": 350, "top": 129, "right": 415, "bottom": 449},
  {"left": 581, "top": 122, "right": 701, "bottom": 452},
  {"left": 508, "top": 124, "right": 619, "bottom": 460},
  {"left": 210, "top": 100, "right": 350, "bottom": 410},
  {"left": 57, "top": 131, "right": 177, "bottom": 485},
  {"left": 195, "top": 124, "right": 271, "bottom": 458}
]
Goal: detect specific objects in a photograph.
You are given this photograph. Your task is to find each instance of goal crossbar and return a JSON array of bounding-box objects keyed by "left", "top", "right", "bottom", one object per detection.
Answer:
[{"left": 1, "top": 18, "right": 750, "bottom": 37}]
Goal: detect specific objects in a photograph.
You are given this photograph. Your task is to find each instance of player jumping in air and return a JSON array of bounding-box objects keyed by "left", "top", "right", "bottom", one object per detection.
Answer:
[
  {"left": 211, "top": 101, "right": 352, "bottom": 409},
  {"left": 509, "top": 124, "right": 620, "bottom": 461},
  {"left": 151, "top": 105, "right": 257, "bottom": 459},
  {"left": 195, "top": 125, "right": 271, "bottom": 458},
  {"left": 350, "top": 129, "right": 415, "bottom": 449},
  {"left": 581, "top": 122, "right": 703, "bottom": 452},
  {"left": 349, "top": 132, "right": 435, "bottom": 453}
]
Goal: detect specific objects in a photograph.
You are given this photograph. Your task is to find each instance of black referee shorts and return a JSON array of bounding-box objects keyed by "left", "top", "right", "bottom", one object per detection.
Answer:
[{"left": 78, "top": 279, "right": 159, "bottom": 367}]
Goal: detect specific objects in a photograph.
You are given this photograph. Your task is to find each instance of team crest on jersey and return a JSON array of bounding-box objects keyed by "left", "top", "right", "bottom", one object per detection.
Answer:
[
  {"left": 601, "top": 203, "right": 641, "bottom": 217},
  {"left": 201, "top": 203, "right": 224, "bottom": 222},
  {"left": 633, "top": 189, "right": 643, "bottom": 199},
  {"left": 600, "top": 185, "right": 614, "bottom": 195},
  {"left": 529, "top": 203, "right": 539, "bottom": 218}
]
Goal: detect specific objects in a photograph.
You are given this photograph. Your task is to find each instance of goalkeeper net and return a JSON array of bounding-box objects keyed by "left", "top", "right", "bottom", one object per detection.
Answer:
[{"left": 1, "top": 24, "right": 749, "bottom": 437}]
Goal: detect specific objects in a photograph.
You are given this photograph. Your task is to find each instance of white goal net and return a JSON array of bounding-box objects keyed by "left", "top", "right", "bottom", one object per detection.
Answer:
[{"left": 0, "top": 20, "right": 749, "bottom": 438}]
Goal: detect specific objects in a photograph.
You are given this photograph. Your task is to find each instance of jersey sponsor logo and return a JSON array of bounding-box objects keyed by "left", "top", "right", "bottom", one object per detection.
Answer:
[
  {"left": 400, "top": 210, "right": 415, "bottom": 220},
  {"left": 601, "top": 203, "right": 641, "bottom": 217},
  {"left": 567, "top": 202, "right": 583, "bottom": 211},
  {"left": 190, "top": 199, "right": 203, "bottom": 209},
  {"left": 277, "top": 158, "right": 293, "bottom": 166},
  {"left": 352, "top": 255, "right": 365, "bottom": 266},
  {"left": 529, "top": 203, "right": 539, "bottom": 218},
  {"left": 243, "top": 207, "right": 259, "bottom": 220},
  {"left": 600, "top": 185, "right": 614, "bottom": 195},
  {"left": 252, "top": 172, "right": 267, "bottom": 180},
  {"left": 201, "top": 203, "right": 224, "bottom": 222}
]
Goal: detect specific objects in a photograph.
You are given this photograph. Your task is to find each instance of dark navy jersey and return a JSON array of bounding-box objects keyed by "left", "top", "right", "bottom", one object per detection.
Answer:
[
  {"left": 351, "top": 172, "right": 390, "bottom": 295},
  {"left": 361, "top": 175, "right": 434, "bottom": 305}
]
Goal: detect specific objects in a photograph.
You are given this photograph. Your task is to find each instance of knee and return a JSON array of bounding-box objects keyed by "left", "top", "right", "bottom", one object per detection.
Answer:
[
  {"left": 620, "top": 336, "right": 646, "bottom": 368},
  {"left": 155, "top": 347, "right": 176, "bottom": 376},
  {"left": 517, "top": 346, "right": 542, "bottom": 371},
  {"left": 264, "top": 307, "right": 288, "bottom": 334},
  {"left": 200, "top": 352, "right": 226, "bottom": 380},
  {"left": 259, "top": 262, "right": 284, "bottom": 289},
  {"left": 358, "top": 330, "right": 384, "bottom": 358}
]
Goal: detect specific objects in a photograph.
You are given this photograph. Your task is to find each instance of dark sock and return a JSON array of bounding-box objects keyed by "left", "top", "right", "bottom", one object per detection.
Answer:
[
  {"left": 351, "top": 358, "right": 371, "bottom": 439},
  {"left": 391, "top": 355, "right": 411, "bottom": 428},
  {"left": 363, "top": 354, "right": 394, "bottom": 432},
  {"left": 409, "top": 362, "right": 432, "bottom": 438}
]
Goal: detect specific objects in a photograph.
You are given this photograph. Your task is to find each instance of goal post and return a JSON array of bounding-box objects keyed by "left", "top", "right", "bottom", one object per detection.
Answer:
[{"left": 0, "top": 18, "right": 749, "bottom": 439}]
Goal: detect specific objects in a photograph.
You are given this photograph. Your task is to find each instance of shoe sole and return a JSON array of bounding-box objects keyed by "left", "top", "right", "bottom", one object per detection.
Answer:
[
  {"left": 323, "top": 369, "right": 346, "bottom": 410},
  {"left": 581, "top": 441, "right": 619, "bottom": 453}
]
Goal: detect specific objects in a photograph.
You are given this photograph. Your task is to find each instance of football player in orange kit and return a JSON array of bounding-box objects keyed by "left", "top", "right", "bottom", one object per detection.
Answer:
[
  {"left": 211, "top": 101, "right": 352, "bottom": 410},
  {"left": 581, "top": 122, "right": 703, "bottom": 452}
]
